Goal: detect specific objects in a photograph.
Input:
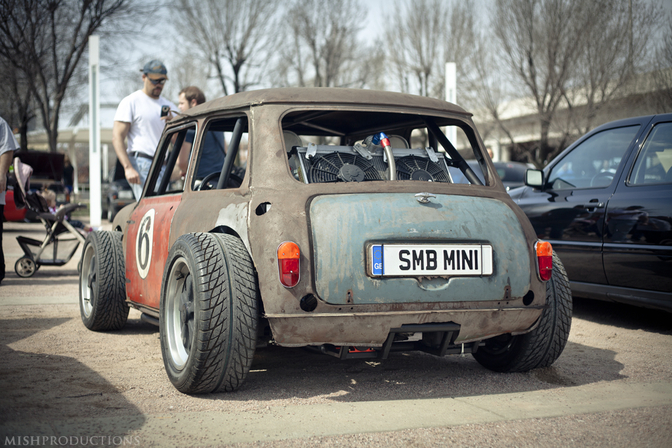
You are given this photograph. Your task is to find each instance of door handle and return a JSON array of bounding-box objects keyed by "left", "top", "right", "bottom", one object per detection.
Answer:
[{"left": 585, "top": 201, "right": 604, "bottom": 212}]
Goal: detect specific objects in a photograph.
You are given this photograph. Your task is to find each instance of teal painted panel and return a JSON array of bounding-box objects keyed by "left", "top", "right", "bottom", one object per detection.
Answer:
[{"left": 309, "top": 193, "right": 531, "bottom": 305}]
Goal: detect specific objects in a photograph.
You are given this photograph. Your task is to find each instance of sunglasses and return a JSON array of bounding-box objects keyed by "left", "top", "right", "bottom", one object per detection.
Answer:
[{"left": 149, "top": 78, "right": 166, "bottom": 85}]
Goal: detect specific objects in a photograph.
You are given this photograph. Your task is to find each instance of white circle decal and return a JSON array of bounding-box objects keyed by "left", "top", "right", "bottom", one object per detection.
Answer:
[{"left": 136, "top": 209, "right": 155, "bottom": 279}]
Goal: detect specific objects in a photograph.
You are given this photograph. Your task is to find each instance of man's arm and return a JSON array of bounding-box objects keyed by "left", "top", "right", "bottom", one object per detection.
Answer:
[
  {"left": 177, "top": 141, "right": 191, "bottom": 177},
  {"left": 112, "top": 120, "right": 140, "bottom": 185},
  {"left": 0, "top": 151, "right": 13, "bottom": 195}
]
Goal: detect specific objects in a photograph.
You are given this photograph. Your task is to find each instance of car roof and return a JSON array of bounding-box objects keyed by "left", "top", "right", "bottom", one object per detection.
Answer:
[{"left": 173, "top": 88, "right": 471, "bottom": 121}]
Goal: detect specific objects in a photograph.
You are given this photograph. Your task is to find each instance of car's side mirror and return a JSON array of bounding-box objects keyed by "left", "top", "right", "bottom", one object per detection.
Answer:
[{"left": 525, "top": 169, "right": 544, "bottom": 188}]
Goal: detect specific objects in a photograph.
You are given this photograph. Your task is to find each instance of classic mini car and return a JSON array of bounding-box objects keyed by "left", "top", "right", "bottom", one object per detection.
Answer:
[
  {"left": 79, "top": 88, "right": 571, "bottom": 394},
  {"left": 511, "top": 114, "right": 672, "bottom": 312}
]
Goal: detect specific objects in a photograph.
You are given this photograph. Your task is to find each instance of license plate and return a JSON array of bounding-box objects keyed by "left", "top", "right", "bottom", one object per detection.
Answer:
[
  {"left": 118, "top": 190, "right": 134, "bottom": 199},
  {"left": 369, "top": 244, "right": 493, "bottom": 277}
]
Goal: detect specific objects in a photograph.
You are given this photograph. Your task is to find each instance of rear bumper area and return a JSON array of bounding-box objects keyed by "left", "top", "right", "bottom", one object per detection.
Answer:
[{"left": 266, "top": 306, "right": 543, "bottom": 347}]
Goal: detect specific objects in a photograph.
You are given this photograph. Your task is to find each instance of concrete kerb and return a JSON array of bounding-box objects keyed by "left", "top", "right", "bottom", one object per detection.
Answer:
[{"left": 1, "top": 381, "right": 671, "bottom": 445}]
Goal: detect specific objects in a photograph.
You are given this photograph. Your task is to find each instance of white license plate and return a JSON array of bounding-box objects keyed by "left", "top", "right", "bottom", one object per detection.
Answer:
[
  {"left": 118, "top": 190, "right": 134, "bottom": 199},
  {"left": 370, "top": 244, "right": 493, "bottom": 277}
]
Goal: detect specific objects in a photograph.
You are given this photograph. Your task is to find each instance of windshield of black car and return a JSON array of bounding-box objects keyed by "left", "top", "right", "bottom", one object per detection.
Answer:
[{"left": 281, "top": 109, "right": 488, "bottom": 185}]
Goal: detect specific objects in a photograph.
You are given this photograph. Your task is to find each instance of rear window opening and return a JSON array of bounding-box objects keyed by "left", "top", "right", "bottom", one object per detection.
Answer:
[{"left": 282, "top": 110, "right": 489, "bottom": 186}]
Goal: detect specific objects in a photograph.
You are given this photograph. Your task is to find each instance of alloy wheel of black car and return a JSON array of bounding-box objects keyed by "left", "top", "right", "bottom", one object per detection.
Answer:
[
  {"left": 473, "top": 252, "right": 572, "bottom": 372},
  {"left": 160, "top": 232, "right": 258, "bottom": 394},
  {"left": 79, "top": 231, "right": 129, "bottom": 331}
]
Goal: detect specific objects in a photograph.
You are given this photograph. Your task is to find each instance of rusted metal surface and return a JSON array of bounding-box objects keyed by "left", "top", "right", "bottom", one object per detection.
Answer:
[
  {"left": 117, "top": 88, "right": 548, "bottom": 347},
  {"left": 265, "top": 307, "right": 543, "bottom": 346},
  {"left": 308, "top": 193, "right": 532, "bottom": 305}
]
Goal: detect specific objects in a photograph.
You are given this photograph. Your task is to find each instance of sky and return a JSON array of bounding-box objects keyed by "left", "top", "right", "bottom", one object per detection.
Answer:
[{"left": 87, "top": 0, "right": 671, "bottom": 129}]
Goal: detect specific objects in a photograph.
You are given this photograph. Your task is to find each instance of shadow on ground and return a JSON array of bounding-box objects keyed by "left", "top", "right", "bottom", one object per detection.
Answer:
[
  {"left": 573, "top": 297, "right": 672, "bottom": 334},
  {"left": 0, "top": 315, "right": 147, "bottom": 440}
]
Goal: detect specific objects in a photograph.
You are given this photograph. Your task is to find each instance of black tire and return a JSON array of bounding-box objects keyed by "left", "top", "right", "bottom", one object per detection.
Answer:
[
  {"left": 160, "top": 232, "right": 258, "bottom": 394},
  {"left": 473, "top": 252, "right": 572, "bottom": 372},
  {"left": 79, "top": 230, "right": 129, "bottom": 331},
  {"left": 107, "top": 202, "right": 117, "bottom": 222}
]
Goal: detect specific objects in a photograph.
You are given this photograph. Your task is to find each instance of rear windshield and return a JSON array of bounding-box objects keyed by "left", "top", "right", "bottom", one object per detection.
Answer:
[{"left": 282, "top": 109, "right": 489, "bottom": 186}]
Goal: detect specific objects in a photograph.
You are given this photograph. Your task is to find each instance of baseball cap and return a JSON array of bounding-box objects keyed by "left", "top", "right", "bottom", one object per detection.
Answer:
[{"left": 141, "top": 60, "right": 168, "bottom": 80}]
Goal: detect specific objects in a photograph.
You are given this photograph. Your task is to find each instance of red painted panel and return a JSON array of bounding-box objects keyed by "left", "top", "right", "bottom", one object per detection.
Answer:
[
  {"left": 3, "top": 190, "right": 28, "bottom": 222},
  {"left": 125, "top": 194, "right": 181, "bottom": 310}
]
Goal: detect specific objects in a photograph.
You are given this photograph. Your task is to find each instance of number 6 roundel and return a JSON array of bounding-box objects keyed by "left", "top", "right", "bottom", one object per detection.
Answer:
[{"left": 136, "top": 208, "right": 155, "bottom": 279}]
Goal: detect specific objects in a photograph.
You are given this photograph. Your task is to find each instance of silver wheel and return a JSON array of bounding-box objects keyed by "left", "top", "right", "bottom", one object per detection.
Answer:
[
  {"left": 80, "top": 243, "right": 95, "bottom": 318},
  {"left": 15, "top": 257, "right": 37, "bottom": 278},
  {"left": 164, "top": 257, "right": 194, "bottom": 369}
]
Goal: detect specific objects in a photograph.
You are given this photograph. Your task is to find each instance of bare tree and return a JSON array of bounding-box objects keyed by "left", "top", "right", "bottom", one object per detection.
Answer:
[
  {"left": 384, "top": 0, "right": 476, "bottom": 99},
  {"left": 483, "top": 0, "right": 664, "bottom": 167},
  {"left": 0, "top": 54, "right": 35, "bottom": 151},
  {"left": 0, "top": 0, "right": 139, "bottom": 152},
  {"left": 491, "top": 0, "right": 605, "bottom": 166},
  {"left": 274, "top": 0, "right": 379, "bottom": 89},
  {"left": 562, "top": 0, "right": 661, "bottom": 135},
  {"left": 172, "top": 0, "right": 279, "bottom": 95},
  {"left": 651, "top": 19, "right": 672, "bottom": 112}
]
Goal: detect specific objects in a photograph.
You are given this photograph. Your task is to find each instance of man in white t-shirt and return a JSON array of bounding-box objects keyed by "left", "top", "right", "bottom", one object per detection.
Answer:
[
  {"left": 112, "top": 60, "right": 178, "bottom": 200},
  {"left": 0, "top": 116, "right": 18, "bottom": 284}
]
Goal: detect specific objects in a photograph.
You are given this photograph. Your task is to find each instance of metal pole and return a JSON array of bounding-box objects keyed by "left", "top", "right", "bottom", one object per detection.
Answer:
[
  {"left": 89, "top": 35, "right": 102, "bottom": 227},
  {"left": 445, "top": 62, "right": 457, "bottom": 146}
]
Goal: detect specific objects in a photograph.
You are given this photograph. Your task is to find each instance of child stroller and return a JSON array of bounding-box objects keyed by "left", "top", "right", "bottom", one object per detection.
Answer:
[{"left": 11, "top": 157, "right": 87, "bottom": 278}]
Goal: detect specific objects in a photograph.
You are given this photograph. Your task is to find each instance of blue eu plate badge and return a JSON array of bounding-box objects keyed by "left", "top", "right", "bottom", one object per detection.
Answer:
[{"left": 371, "top": 245, "right": 383, "bottom": 275}]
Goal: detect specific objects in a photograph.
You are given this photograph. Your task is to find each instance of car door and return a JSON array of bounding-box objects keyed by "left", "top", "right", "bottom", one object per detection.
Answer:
[
  {"left": 125, "top": 124, "right": 194, "bottom": 310},
  {"left": 603, "top": 117, "right": 672, "bottom": 294},
  {"left": 516, "top": 121, "right": 644, "bottom": 284}
]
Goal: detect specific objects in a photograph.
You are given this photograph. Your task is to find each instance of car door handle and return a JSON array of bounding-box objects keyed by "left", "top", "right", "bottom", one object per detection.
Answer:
[{"left": 584, "top": 202, "right": 605, "bottom": 212}]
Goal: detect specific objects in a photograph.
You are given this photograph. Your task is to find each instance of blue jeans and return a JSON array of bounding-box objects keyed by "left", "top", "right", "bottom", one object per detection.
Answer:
[{"left": 128, "top": 154, "right": 165, "bottom": 201}]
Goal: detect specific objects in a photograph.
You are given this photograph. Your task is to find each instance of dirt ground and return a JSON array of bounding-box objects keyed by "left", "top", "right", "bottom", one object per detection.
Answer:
[
  {"left": 0, "top": 299, "right": 671, "bottom": 447},
  {"left": 1, "top": 221, "right": 671, "bottom": 446}
]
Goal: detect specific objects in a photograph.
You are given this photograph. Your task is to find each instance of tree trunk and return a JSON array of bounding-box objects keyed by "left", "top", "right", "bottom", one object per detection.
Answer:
[
  {"left": 539, "top": 118, "right": 552, "bottom": 167},
  {"left": 18, "top": 122, "right": 29, "bottom": 152}
]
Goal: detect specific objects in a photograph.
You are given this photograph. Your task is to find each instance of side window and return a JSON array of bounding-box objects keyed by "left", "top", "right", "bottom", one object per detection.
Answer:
[
  {"left": 547, "top": 125, "right": 640, "bottom": 190},
  {"left": 145, "top": 125, "right": 194, "bottom": 197},
  {"left": 190, "top": 116, "right": 248, "bottom": 191},
  {"left": 629, "top": 122, "right": 672, "bottom": 185}
]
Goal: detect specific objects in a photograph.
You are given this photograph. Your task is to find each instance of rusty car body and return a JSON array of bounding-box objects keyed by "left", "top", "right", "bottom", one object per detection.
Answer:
[{"left": 79, "top": 88, "right": 572, "bottom": 394}]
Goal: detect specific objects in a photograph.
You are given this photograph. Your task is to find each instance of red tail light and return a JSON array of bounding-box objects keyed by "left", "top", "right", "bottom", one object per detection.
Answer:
[
  {"left": 535, "top": 241, "right": 553, "bottom": 281},
  {"left": 277, "top": 241, "right": 300, "bottom": 288}
]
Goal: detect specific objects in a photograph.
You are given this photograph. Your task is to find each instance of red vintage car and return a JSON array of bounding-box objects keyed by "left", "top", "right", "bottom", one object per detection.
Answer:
[{"left": 79, "top": 88, "right": 572, "bottom": 394}]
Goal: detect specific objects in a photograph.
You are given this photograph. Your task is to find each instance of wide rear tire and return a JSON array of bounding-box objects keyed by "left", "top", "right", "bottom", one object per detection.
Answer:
[
  {"left": 160, "top": 233, "right": 258, "bottom": 394},
  {"left": 473, "top": 252, "right": 572, "bottom": 372},
  {"left": 79, "top": 231, "right": 129, "bottom": 331}
]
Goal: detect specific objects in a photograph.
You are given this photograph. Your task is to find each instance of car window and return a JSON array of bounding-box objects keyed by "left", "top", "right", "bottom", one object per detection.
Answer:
[
  {"left": 628, "top": 122, "right": 672, "bottom": 185},
  {"left": 547, "top": 125, "right": 640, "bottom": 190},
  {"left": 190, "top": 116, "right": 248, "bottom": 192},
  {"left": 145, "top": 125, "right": 195, "bottom": 197},
  {"left": 282, "top": 110, "right": 488, "bottom": 186},
  {"left": 497, "top": 164, "right": 526, "bottom": 183}
]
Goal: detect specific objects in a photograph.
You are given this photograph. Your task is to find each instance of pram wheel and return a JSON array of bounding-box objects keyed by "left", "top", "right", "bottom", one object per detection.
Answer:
[
  {"left": 79, "top": 231, "right": 129, "bottom": 331},
  {"left": 15, "top": 257, "right": 38, "bottom": 278}
]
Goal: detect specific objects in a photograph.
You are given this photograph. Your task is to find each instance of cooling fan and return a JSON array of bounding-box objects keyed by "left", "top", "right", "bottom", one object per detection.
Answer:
[
  {"left": 395, "top": 155, "right": 450, "bottom": 182},
  {"left": 308, "top": 152, "right": 383, "bottom": 183}
]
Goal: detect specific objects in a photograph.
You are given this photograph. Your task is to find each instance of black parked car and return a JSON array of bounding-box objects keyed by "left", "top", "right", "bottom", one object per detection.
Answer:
[
  {"left": 451, "top": 160, "right": 530, "bottom": 191},
  {"left": 510, "top": 114, "right": 672, "bottom": 312},
  {"left": 102, "top": 159, "right": 134, "bottom": 222}
]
